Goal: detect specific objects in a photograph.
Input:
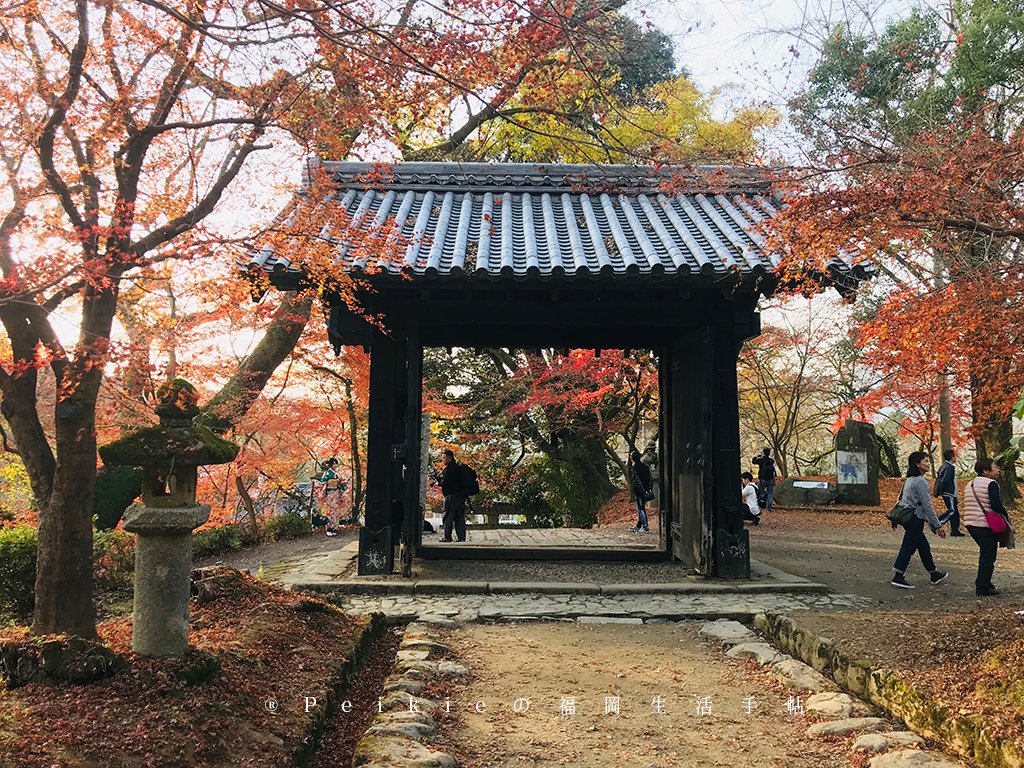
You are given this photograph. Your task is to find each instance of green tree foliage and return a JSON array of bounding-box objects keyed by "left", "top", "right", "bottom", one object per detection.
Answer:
[
  {"left": 452, "top": 12, "right": 776, "bottom": 163},
  {"left": 92, "top": 467, "right": 142, "bottom": 531}
]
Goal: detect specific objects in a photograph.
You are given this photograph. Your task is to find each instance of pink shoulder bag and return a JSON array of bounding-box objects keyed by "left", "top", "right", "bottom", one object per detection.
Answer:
[{"left": 971, "top": 481, "right": 1009, "bottom": 535}]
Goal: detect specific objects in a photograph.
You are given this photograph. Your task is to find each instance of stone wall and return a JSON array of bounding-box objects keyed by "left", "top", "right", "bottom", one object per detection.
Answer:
[{"left": 754, "top": 612, "right": 1023, "bottom": 768}]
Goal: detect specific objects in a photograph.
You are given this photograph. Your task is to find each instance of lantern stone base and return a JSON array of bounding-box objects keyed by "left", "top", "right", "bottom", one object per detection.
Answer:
[{"left": 122, "top": 504, "right": 211, "bottom": 657}]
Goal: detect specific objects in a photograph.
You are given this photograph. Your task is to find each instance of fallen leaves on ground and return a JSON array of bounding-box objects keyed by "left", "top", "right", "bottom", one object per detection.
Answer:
[{"left": 0, "top": 572, "right": 369, "bottom": 768}]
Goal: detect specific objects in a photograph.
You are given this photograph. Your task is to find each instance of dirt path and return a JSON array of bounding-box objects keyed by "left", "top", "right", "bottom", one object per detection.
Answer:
[
  {"left": 433, "top": 622, "right": 853, "bottom": 768},
  {"left": 194, "top": 529, "right": 357, "bottom": 573}
]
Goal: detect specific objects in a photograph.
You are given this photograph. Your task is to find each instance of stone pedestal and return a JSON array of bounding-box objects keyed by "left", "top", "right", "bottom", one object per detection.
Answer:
[
  {"left": 122, "top": 504, "right": 210, "bottom": 657},
  {"left": 835, "top": 420, "right": 881, "bottom": 506},
  {"left": 715, "top": 527, "right": 751, "bottom": 579}
]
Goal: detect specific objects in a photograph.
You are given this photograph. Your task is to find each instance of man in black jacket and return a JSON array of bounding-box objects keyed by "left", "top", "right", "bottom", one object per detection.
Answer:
[
  {"left": 934, "top": 448, "right": 964, "bottom": 536},
  {"left": 439, "top": 449, "right": 467, "bottom": 542},
  {"left": 752, "top": 448, "right": 776, "bottom": 512}
]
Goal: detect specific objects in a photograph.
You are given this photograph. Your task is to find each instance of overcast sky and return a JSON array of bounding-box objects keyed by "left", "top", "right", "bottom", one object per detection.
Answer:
[{"left": 647, "top": 0, "right": 922, "bottom": 118}]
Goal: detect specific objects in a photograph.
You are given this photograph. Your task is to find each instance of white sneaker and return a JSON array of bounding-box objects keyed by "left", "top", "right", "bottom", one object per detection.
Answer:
[{"left": 326, "top": 530, "right": 337, "bottom": 537}]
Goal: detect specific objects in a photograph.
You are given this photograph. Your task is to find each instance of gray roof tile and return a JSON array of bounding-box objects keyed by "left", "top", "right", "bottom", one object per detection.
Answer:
[{"left": 247, "top": 161, "right": 855, "bottom": 284}]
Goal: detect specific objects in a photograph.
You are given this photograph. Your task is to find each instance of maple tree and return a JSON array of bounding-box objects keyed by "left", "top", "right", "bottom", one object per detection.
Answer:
[
  {"left": 425, "top": 348, "right": 658, "bottom": 526},
  {"left": 770, "top": 1, "right": 1024, "bottom": 497},
  {"left": 738, "top": 307, "right": 843, "bottom": 478},
  {"left": 0, "top": 0, "right": 672, "bottom": 638}
]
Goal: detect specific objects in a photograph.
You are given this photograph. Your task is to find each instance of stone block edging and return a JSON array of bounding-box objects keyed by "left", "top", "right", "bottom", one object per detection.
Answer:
[
  {"left": 351, "top": 622, "right": 464, "bottom": 767},
  {"left": 754, "top": 612, "right": 1024, "bottom": 768}
]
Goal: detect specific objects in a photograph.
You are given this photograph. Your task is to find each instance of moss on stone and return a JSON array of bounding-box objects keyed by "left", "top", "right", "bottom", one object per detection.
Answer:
[
  {"left": 99, "top": 423, "right": 238, "bottom": 467},
  {"left": 154, "top": 378, "right": 201, "bottom": 419}
]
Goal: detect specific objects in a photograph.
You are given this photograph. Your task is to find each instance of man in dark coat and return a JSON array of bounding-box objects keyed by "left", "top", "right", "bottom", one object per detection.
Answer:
[
  {"left": 752, "top": 447, "right": 777, "bottom": 512},
  {"left": 934, "top": 448, "right": 964, "bottom": 536},
  {"left": 439, "top": 449, "right": 467, "bottom": 542},
  {"left": 629, "top": 449, "right": 653, "bottom": 533}
]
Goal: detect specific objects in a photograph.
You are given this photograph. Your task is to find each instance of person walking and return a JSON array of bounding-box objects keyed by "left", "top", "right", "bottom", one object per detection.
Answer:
[
  {"left": 752, "top": 448, "right": 776, "bottom": 512},
  {"left": 890, "top": 451, "right": 948, "bottom": 589},
  {"left": 439, "top": 449, "right": 467, "bottom": 542},
  {"left": 316, "top": 458, "right": 344, "bottom": 536},
  {"left": 934, "top": 448, "right": 964, "bottom": 536},
  {"left": 963, "top": 458, "right": 1013, "bottom": 597},
  {"left": 741, "top": 472, "right": 761, "bottom": 525},
  {"left": 629, "top": 449, "right": 653, "bottom": 533}
]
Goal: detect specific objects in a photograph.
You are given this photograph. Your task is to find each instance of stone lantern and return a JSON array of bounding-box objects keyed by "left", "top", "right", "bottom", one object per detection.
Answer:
[{"left": 99, "top": 379, "right": 239, "bottom": 656}]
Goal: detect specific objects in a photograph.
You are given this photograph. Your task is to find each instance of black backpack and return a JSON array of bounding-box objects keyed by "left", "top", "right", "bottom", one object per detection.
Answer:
[{"left": 460, "top": 463, "right": 480, "bottom": 496}]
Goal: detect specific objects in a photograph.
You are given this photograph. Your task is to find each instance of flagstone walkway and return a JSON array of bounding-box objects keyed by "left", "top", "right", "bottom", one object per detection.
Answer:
[
  {"left": 420, "top": 525, "right": 661, "bottom": 549},
  {"left": 327, "top": 588, "right": 876, "bottom": 624}
]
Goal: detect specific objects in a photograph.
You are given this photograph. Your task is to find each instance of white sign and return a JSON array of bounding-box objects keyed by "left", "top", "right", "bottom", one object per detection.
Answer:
[
  {"left": 837, "top": 450, "right": 868, "bottom": 485},
  {"left": 793, "top": 481, "right": 830, "bottom": 489}
]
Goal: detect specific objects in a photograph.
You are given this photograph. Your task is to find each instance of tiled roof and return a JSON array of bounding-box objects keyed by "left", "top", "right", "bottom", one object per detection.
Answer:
[{"left": 248, "top": 162, "right": 859, "bottom": 283}]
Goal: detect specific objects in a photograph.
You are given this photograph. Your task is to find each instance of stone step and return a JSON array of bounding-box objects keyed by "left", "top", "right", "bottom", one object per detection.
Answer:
[{"left": 287, "top": 579, "right": 831, "bottom": 596}]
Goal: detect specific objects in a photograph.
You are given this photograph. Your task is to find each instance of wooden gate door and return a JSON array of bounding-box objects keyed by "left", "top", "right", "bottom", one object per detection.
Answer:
[{"left": 668, "top": 328, "right": 714, "bottom": 572}]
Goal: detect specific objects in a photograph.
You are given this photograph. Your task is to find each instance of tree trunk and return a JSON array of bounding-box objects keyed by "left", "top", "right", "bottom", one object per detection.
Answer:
[
  {"left": 975, "top": 415, "right": 1019, "bottom": 504},
  {"left": 32, "top": 403, "right": 99, "bottom": 637},
  {"left": 937, "top": 372, "right": 952, "bottom": 456},
  {"left": 878, "top": 434, "right": 901, "bottom": 478},
  {"left": 200, "top": 291, "right": 313, "bottom": 434},
  {"left": 234, "top": 475, "right": 260, "bottom": 542},
  {"left": 343, "top": 377, "right": 363, "bottom": 519},
  {"left": 550, "top": 430, "right": 616, "bottom": 527}
]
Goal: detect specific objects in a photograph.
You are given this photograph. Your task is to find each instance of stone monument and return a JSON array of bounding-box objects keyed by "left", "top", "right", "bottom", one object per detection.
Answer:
[
  {"left": 99, "top": 379, "right": 239, "bottom": 656},
  {"left": 834, "top": 419, "right": 881, "bottom": 507}
]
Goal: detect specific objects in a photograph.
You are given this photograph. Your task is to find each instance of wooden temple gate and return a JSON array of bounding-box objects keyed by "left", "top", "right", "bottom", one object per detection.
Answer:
[{"left": 249, "top": 161, "right": 864, "bottom": 579}]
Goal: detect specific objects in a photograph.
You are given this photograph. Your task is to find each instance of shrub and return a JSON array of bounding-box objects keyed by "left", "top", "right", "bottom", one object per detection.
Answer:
[
  {"left": 505, "top": 468, "right": 559, "bottom": 529},
  {"left": 93, "top": 466, "right": 143, "bottom": 530},
  {"left": 192, "top": 524, "right": 244, "bottom": 558},
  {"left": 261, "top": 513, "right": 311, "bottom": 541},
  {"left": 92, "top": 529, "right": 135, "bottom": 591},
  {"left": 0, "top": 525, "right": 37, "bottom": 622}
]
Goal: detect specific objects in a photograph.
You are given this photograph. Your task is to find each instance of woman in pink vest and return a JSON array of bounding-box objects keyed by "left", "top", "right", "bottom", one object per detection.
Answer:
[{"left": 963, "top": 458, "right": 1012, "bottom": 597}]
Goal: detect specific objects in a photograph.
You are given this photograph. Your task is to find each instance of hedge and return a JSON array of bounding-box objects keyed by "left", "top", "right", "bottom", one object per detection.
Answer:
[
  {"left": 1, "top": 523, "right": 252, "bottom": 624},
  {"left": 192, "top": 524, "right": 244, "bottom": 558},
  {"left": 261, "top": 514, "right": 311, "bottom": 541},
  {"left": 0, "top": 525, "right": 37, "bottom": 621},
  {"left": 92, "top": 466, "right": 143, "bottom": 530}
]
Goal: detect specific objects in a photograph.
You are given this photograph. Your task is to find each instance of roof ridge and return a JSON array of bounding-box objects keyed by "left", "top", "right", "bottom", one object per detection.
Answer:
[{"left": 303, "top": 159, "right": 774, "bottom": 195}]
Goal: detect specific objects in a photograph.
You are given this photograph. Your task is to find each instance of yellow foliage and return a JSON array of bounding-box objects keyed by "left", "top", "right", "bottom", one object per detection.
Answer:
[{"left": 477, "top": 75, "right": 779, "bottom": 163}]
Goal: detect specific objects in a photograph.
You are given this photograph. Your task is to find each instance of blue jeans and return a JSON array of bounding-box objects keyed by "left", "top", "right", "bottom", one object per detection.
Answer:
[
  {"left": 893, "top": 516, "right": 936, "bottom": 574},
  {"left": 759, "top": 479, "right": 775, "bottom": 512},
  {"left": 634, "top": 498, "right": 649, "bottom": 530},
  {"left": 940, "top": 494, "right": 961, "bottom": 533}
]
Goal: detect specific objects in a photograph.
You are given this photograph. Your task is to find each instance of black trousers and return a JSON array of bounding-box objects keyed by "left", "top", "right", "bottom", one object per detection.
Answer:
[
  {"left": 443, "top": 493, "right": 467, "bottom": 541},
  {"left": 966, "top": 525, "right": 998, "bottom": 590}
]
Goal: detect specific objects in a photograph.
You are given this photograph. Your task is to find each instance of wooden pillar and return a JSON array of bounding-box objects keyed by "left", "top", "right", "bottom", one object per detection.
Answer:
[
  {"left": 708, "top": 311, "right": 759, "bottom": 578},
  {"left": 360, "top": 327, "right": 407, "bottom": 575},
  {"left": 400, "top": 329, "right": 423, "bottom": 576}
]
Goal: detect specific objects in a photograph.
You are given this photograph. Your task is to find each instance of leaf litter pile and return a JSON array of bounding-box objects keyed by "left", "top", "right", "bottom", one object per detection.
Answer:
[
  {"left": 0, "top": 570, "right": 373, "bottom": 768},
  {"left": 797, "top": 605, "right": 1024, "bottom": 744}
]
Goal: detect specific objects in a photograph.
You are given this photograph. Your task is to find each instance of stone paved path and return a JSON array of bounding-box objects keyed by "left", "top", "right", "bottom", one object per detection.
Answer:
[
  {"left": 329, "top": 589, "right": 876, "bottom": 623},
  {"left": 421, "top": 525, "right": 660, "bottom": 549}
]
